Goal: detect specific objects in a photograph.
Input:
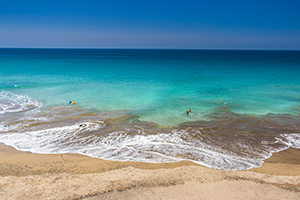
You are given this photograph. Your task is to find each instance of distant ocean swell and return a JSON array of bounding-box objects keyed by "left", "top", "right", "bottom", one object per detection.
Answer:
[{"left": 0, "top": 91, "right": 299, "bottom": 171}]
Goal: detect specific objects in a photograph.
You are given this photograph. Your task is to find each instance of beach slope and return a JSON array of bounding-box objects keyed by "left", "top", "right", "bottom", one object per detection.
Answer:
[{"left": 0, "top": 143, "right": 299, "bottom": 200}]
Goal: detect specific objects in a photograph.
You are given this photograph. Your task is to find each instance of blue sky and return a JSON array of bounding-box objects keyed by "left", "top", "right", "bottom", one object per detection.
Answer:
[{"left": 0, "top": 0, "right": 299, "bottom": 49}]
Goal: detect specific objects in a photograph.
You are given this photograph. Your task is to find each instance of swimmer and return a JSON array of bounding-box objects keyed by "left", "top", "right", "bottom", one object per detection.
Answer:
[
  {"left": 69, "top": 101, "right": 72, "bottom": 104},
  {"left": 189, "top": 108, "right": 191, "bottom": 113},
  {"left": 71, "top": 101, "right": 76, "bottom": 104},
  {"left": 187, "top": 110, "right": 189, "bottom": 115}
]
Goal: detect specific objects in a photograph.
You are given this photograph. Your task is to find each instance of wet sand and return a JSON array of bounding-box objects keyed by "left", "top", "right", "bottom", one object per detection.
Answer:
[
  {"left": 0, "top": 143, "right": 299, "bottom": 200},
  {"left": 250, "top": 148, "right": 300, "bottom": 176}
]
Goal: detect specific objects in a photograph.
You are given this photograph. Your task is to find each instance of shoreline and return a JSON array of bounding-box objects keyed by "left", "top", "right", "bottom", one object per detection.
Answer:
[
  {"left": 0, "top": 143, "right": 299, "bottom": 199},
  {"left": 0, "top": 143, "right": 198, "bottom": 177},
  {"left": 250, "top": 148, "right": 300, "bottom": 176}
]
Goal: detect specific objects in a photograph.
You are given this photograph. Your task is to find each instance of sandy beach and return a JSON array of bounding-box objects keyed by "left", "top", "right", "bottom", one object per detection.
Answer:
[{"left": 0, "top": 143, "right": 299, "bottom": 200}]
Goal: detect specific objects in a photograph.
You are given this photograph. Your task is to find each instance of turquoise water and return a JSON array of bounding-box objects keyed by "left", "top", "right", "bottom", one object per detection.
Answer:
[
  {"left": 0, "top": 49, "right": 300, "bottom": 170},
  {"left": 2, "top": 49, "right": 300, "bottom": 125}
]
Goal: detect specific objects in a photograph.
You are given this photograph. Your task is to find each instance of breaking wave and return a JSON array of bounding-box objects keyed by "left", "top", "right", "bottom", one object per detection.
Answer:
[{"left": 0, "top": 93, "right": 299, "bottom": 171}]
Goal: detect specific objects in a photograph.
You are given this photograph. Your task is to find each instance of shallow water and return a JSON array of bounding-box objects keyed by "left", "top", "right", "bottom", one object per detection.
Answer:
[{"left": 0, "top": 49, "right": 300, "bottom": 170}]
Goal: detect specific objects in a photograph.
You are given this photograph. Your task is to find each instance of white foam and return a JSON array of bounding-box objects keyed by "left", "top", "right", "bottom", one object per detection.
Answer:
[
  {"left": 0, "top": 91, "right": 42, "bottom": 114},
  {"left": 280, "top": 133, "right": 300, "bottom": 148},
  {"left": 0, "top": 122, "right": 28, "bottom": 133},
  {"left": 1, "top": 120, "right": 299, "bottom": 171},
  {"left": 0, "top": 120, "right": 105, "bottom": 152},
  {"left": 0, "top": 126, "right": 261, "bottom": 170},
  {"left": 89, "top": 128, "right": 299, "bottom": 170}
]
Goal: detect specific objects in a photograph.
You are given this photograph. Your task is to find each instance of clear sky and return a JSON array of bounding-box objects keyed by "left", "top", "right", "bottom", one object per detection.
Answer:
[{"left": 1, "top": 0, "right": 300, "bottom": 49}]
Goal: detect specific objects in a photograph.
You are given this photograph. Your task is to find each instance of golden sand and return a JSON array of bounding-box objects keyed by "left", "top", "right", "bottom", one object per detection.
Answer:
[{"left": 0, "top": 143, "right": 299, "bottom": 200}]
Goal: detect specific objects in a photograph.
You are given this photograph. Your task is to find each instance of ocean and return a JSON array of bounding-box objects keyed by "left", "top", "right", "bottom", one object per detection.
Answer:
[{"left": 0, "top": 48, "right": 300, "bottom": 170}]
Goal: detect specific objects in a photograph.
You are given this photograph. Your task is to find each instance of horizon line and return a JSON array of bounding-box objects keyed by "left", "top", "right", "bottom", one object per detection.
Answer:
[{"left": 0, "top": 47, "right": 300, "bottom": 51}]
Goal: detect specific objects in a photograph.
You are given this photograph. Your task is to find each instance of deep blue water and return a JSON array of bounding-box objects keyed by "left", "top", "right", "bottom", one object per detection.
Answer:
[{"left": 0, "top": 49, "right": 300, "bottom": 170}]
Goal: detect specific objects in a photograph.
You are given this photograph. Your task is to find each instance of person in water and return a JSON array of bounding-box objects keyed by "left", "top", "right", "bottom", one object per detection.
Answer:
[
  {"left": 189, "top": 108, "right": 191, "bottom": 113},
  {"left": 70, "top": 101, "right": 76, "bottom": 104}
]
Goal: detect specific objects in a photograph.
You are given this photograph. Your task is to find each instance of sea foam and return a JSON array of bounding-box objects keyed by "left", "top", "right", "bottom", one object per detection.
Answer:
[
  {"left": 1, "top": 118, "right": 299, "bottom": 171},
  {"left": 0, "top": 91, "right": 42, "bottom": 115}
]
